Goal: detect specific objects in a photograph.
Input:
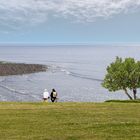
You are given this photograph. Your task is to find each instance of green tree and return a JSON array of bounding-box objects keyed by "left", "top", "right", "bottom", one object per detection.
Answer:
[{"left": 102, "top": 57, "right": 140, "bottom": 100}]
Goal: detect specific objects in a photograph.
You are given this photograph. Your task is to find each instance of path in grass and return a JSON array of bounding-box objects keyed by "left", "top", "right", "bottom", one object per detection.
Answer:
[{"left": 0, "top": 102, "right": 140, "bottom": 140}]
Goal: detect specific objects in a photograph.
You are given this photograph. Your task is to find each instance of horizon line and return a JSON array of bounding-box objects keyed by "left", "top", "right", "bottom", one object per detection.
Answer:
[{"left": 0, "top": 42, "right": 140, "bottom": 46}]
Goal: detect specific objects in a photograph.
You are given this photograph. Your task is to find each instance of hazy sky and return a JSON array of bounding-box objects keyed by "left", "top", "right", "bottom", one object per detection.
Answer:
[{"left": 0, "top": 0, "right": 140, "bottom": 44}]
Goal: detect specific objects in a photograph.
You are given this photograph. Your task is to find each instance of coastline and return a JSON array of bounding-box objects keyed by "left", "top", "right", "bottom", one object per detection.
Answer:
[{"left": 0, "top": 61, "right": 47, "bottom": 76}]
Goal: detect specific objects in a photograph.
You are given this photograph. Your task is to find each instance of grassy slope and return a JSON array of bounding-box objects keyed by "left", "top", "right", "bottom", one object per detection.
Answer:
[{"left": 0, "top": 102, "right": 140, "bottom": 140}]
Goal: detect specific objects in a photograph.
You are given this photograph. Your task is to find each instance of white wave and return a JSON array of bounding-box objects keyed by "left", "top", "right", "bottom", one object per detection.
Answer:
[
  {"left": 69, "top": 72, "right": 103, "bottom": 82},
  {"left": 0, "top": 84, "right": 28, "bottom": 95},
  {"left": 49, "top": 65, "right": 61, "bottom": 73},
  {"left": 0, "top": 94, "right": 7, "bottom": 101},
  {"left": 60, "top": 68, "right": 71, "bottom": 75},
  {"left": 50, "top": 64, "right": 103, "bottom": 82}
]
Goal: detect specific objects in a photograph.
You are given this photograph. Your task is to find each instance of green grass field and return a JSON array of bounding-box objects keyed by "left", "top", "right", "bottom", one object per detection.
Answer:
[{"left": 0, "top": 102, "right": 140, "bottom": 140}]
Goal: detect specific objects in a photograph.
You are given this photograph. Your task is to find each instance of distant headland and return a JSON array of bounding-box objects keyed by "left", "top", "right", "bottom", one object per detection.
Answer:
[{"left": 0, "top": 61, "right": 47, "bottom": 76}]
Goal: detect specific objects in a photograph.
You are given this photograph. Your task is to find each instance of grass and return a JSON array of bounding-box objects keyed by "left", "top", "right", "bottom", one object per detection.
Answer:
[
  {"left": 0, "top": 102, "right": 140, "bottom": 140},
  {"left": 105, "top": 99, "right": 140, "bottom": 103}
]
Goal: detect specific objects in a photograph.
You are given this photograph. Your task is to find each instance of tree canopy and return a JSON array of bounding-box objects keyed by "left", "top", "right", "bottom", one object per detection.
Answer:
[{"left": 102, "top": 57, "right": 140, "bottom": 100}]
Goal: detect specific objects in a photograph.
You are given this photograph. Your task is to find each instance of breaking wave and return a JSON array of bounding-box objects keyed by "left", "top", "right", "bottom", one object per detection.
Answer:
[
  {"left": 0, "top": 84, "right": 28, "bottom": 95},
  {"left": 59, "top": 67, "right": 103, "bottom": 82}
]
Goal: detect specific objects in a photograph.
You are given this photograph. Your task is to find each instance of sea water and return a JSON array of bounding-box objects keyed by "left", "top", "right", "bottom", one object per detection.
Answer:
[{"left": 0, "top": 45, "right": 139, "bottom": 102}]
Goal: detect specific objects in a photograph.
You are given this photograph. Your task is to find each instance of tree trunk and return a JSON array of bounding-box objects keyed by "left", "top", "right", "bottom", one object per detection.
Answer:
[
  {"left": 133, "top": 89, "right": 137, "bottom": 100},
  {"left": 124, "top": 89, "right": 133, "bottom": 100}
]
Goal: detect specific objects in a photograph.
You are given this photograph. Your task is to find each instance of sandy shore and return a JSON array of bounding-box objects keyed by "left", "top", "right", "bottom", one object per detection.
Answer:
[{"left": 0, "top": 61, "right": 47, "bottom": 76}]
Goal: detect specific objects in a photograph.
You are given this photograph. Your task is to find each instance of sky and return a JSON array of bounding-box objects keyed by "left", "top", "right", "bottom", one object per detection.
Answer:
[{"left": 0, "top": 0, "right": 140, "bottom": 44}]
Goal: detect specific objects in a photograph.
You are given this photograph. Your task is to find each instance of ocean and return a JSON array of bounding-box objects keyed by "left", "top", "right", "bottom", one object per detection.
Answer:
[{"left": 0, "top": 45, "right": 139, "bottom": 102}]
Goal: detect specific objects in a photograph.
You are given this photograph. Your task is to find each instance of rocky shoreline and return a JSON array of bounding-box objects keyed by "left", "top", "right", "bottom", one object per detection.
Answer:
[{"left": 0, "top": 61, "right": 47, "bottom": 76}]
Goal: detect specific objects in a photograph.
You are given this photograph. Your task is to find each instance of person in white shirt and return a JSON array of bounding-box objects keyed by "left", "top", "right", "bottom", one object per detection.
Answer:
[{"left": 43, "top": 89, "right": 50, "bottom": 102}]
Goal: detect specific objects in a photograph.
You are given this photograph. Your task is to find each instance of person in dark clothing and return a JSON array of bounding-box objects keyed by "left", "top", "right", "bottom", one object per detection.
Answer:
[{"left": 50, "top": 89, "right": 58, "bottom": 102}]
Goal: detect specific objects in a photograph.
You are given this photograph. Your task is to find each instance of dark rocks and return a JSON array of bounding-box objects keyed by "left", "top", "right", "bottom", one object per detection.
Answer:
[{"left": 0, "top": 62, "right": 47, "bottom": 76}]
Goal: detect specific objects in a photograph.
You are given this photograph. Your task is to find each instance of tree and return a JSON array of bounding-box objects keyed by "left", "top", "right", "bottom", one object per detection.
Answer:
[{"left": 102, "top": 57, "right": 140, "bottom": 100}]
